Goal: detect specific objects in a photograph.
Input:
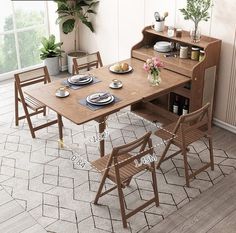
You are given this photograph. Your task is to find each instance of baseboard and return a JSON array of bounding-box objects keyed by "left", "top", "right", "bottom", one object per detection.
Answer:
[
  {"left": 213, "top": 118, "right": 236, "bottom": 134},
  {"left": 61, "top": 65, "right": 68, "bottom": 72}
]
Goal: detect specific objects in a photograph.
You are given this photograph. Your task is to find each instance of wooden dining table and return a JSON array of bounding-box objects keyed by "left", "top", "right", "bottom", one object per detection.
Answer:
[{"left": 25, "top": 58, "right": 189, "bottom": 157}]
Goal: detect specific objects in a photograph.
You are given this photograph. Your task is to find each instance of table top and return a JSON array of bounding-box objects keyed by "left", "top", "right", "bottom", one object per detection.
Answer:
[{"left": 25, "top": 58, "right": 189, "bottom": 125}]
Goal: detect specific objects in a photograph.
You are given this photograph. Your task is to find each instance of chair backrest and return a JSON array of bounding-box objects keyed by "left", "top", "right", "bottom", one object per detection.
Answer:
[
  {"left": 173, "top": 102, "right": 211, "bottom": 136},
  {"left": 14, "top": 66, "right": 51, "bottom": 88},
  {"left": 73, "top": 51, "right": 103, "bottom": 75},
  {"left": 109, "top": 131, "right": 153, "bottom": 169}
]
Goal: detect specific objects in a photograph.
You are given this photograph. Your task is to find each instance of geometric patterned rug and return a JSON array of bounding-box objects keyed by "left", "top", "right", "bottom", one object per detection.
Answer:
[{"left": 0, "top": 80, "right": 235, "bottom": 233}]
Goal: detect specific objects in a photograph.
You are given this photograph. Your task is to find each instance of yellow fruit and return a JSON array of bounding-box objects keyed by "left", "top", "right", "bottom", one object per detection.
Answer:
[
  {"left": 113, "top": 63, "right": 121, "bottom": 72},
  {"left": 121, "top": 63, "right": 129, "bottom": 71}
]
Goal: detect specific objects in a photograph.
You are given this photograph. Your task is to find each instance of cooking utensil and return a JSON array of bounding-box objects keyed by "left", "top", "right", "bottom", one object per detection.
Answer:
[{"left": 154, "top": 12, "right": 160, "bottom": 21}]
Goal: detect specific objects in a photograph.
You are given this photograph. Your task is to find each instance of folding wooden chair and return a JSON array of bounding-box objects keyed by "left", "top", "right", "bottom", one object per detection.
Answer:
[
  {"left": 72, "top": 51, "right": 103, "bottom": 75},
  {"left": 91, "top": 131, "right": 159, "bottom": 228},
  {"left": 14, "top": 66, "right": 63, "bottom": 138},
  {"left": 155, "top": 103, "right": 214, "bottom": 187}
]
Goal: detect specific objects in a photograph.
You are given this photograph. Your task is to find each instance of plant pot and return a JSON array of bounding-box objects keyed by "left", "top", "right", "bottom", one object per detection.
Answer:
[
  {"left": 44, "top": 57, "right": 60, "bottom": 76},
  {"left": 67, "top": 51, "right": 87, "bottom": 74}
]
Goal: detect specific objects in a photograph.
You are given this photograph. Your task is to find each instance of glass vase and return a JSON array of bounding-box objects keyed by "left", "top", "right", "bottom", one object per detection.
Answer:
[
  {"left": 148, "top": 73, "right": 161, "bottom": 86},
  {"left": 190, "top": 28, "right": 201, "bottom": 43}
]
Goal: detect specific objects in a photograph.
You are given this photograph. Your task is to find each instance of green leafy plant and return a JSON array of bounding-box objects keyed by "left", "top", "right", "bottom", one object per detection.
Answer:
[
  {"left": 54, "top": 0, "right": 99, "bottom": 51},
  {"left": 40, "top": 35, "right": 64, "bottom": 60},
  {"left": 180, "top": 0, "right": 211, "bottom": 41}
]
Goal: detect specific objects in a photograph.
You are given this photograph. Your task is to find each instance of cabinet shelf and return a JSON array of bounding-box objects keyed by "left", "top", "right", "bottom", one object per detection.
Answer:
[
  {"left": 173, "top": 87, "right": 191, "bottom": 99},
  {"left": 131, "top": 101, "right": 178, "bottom": 126},
  {"left": 131, "top": 26, "right": 221, "bottom": 123},
  {"left": 145, "top": 28, "right": 219, "bottom": 49}
]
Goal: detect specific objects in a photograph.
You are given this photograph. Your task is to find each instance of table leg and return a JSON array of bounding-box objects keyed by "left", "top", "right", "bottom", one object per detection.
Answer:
[
  {"left": 98, "top": 117, "right": 106, "bottom": 157},
  {"left": 57, "top": 113, "right": 64, "bottom": 148}
]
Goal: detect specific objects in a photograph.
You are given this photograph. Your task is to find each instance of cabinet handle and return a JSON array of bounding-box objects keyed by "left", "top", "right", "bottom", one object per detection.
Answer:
[{"left": 194, "top": 77, "right": 197, "bottom": 81}]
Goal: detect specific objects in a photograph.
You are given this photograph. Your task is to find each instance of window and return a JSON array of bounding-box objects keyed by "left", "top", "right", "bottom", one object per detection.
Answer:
[{"left": 0, "top": 1, "right": 49, "bottom": 76}]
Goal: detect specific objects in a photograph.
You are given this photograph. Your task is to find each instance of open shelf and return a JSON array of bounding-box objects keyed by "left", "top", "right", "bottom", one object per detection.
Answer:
[
  {"left": 173, "top": 86, "right": 191, "bottom": 99},
  {"left": 131, "top": 101, "right": 178, "bottom": 126},
  {"left": 132, "top": 46, "right": 198, "bottom": 77},
  {"left": 145, "top": 28, "right": 219, "bottom": 49}
]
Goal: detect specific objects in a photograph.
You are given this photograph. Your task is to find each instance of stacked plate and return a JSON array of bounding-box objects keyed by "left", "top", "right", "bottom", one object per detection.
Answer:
[
  {"left": 154, "top": 41, "right": 171, "bottom": 53},
  {"left": 68, "top": 74, "right": 93, "bottom": 85},
  {"left": 86, "top": 92, "right": 114, "bottom": 106}
]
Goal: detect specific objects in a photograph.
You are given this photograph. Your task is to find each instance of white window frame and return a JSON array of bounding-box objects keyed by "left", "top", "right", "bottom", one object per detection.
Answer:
[{"left": 0, "top": 1, "right": 59, "bottom": 81}]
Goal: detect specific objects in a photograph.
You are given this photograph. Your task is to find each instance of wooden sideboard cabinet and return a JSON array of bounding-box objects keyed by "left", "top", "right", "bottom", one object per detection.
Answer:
[{"left": 131, "top": 26, "right": 221, "bottom": 124}]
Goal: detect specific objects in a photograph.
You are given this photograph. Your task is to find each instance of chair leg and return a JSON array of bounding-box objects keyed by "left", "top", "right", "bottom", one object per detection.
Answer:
[
  {"left": 14, "top": 83, "right": 19, "bottom": 126},
  {"left": 156, "top": 140, "right": 172, "bottom": 169},
  {"left": 117, "top": 178, "right": 128, "bottom": 228},
  {"left": 43, "top": 106, "right": 46, "bottom": 116},
  {"left": 26, "top": 115, "right": 36, "bottom": 138},
  {"left": 125, "top": 177, "right": 132, "bottom": 186},
  {"left": 151, "top": 164, "right": 159, "bottom": 207},
  {"left": 182, "top": 147, "right": 190, "bottom": 187},
  {"left": 208, "top": 137, "right": 214, "bottom": 171},
  {"left": 15, "top": 102, "right": 19, "bottom": 126},
  {"left": 94, "top": 172, "right": 108, "bottom": 204},
  {"left": 22, "top": 106, "right": 35, "bottom": 138}
]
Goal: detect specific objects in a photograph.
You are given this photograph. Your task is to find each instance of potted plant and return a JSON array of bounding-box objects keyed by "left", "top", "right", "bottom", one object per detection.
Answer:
[
  {"left": 40, "top": 34, "right": 64, "bottom": 75},
  {"left": 179, "top": 0, "right": 211, "bottom": 42},
  {"left": 54, "top": 0, "right": 99, "bottom": 73}
]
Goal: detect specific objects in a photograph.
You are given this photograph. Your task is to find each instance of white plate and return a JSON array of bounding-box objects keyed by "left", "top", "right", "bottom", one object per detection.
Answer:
[
  {"left": 155, "top": 41, "right": 171, "bottom": 48},
  {"left": 71, "top": 74, "right": 90, "bottom": 82},
  {"left": 56, "top": 90, "right": 70, "bottom": 98},
  {"left": 109, "top": 65, "right": 133, "bottom": 74},
  {"left": 68, "top": 76, "right": 93, "bottom": 85},
  {"left": 154, "top": 46, "right": 171, "bottom": 53},
  {"left": 86, "top": 93, "right": 115, "bottom": 106},
  {"left": 154, "top": 41, "right": 171, "bottom": 53},
  {"left": 88, "top": 92, "right": 112, "bottom": 103},
  {"left": 109, "top": 82, "right": 123, "bottom": 89}
]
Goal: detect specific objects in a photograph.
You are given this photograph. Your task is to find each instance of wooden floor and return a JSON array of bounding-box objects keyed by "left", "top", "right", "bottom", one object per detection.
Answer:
[
  {"left": 211, "top": 126, "right": 236, "bottom": 154},
  {"left": 149, "top": 170, "right": 236, "bottom": 233},
  {"left": 148, "top": 126, "right": 236, "bottom": 233}
]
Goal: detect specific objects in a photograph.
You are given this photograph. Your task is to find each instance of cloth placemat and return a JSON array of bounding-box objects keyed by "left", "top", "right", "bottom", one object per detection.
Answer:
[
  {"left": 79, "top": 95, "right": 121, "bottom": 111},
  {"left": 62, "top": 76, "right": 101, "bottom": 90}
]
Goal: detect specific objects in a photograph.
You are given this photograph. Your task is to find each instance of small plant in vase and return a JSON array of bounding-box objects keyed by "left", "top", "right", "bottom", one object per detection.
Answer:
[
  {"left": 143, "top": 57, "right": 164, "bottom": 86},
  {"left": 179, "top": 0, "right": 211, "bottom": 42}
]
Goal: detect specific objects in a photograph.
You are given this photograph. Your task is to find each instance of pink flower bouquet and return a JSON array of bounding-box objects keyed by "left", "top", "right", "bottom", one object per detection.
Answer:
[
  {"left": 143, "top": 57, "right": 164, "bottom": 86},
  {"left": 143, "top": 57, "right": 164, "bottom": 76}
]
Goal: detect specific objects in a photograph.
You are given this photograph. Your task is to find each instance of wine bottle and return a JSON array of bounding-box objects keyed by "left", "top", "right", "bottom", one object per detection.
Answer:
[
  {"left": 182, "top": 99, "right": 189, "bottom": 115},
  {"left": 173, "top": 95, "right": 179, "bottom": 115}
]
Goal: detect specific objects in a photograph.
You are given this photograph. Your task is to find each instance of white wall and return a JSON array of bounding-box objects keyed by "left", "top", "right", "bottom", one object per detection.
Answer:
[{"left": 76, "top": 0, "right": 236, "bottom": 128}]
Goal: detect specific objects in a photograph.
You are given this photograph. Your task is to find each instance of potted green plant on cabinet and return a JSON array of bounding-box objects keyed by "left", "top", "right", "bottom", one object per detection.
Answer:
[
  {"left": 54, "top": 0, "right": 99, "bottom": 73},
  {"left": 180, "top": 0, "right": 211, "bottom": 42},
  {"left": 40, "top": 34, "right": 64, "bottom": 75}
]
